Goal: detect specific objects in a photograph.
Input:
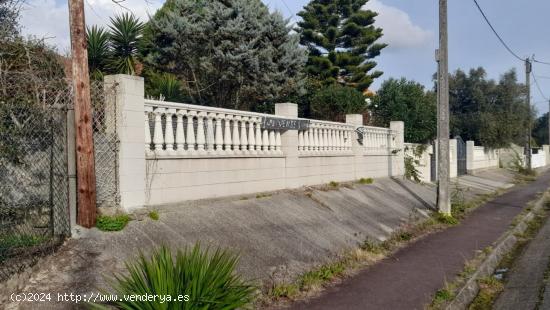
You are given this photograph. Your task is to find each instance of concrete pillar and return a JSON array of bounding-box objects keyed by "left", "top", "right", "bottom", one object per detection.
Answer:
[
  {"left": 449, "top": 139, "right": 457, "bottom": 178},
  {"left": 466, "top": 140, "right": 475, "bottom": 173},
  {"left": 346, "top": 114, "right": 363, "bottom": 179},
  {"left": 104, "top": 75, "right": 146, "bottom": 211},
  {"left": 390, "top": 121, "right": 405, "bottom": 176},
  {"left": 275, "top": 103, "right": 300, "bottom": 188},
  {"left": 543, "top": 145, "right": 550, "bottom": 166}
]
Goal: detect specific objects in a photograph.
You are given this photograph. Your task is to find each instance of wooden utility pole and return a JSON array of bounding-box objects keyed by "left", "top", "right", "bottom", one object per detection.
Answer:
[
  {"left": 437, "top": 0, "right": 451, "bottom": 215},
  {"left": 68, "top": 0, "right": 97, "bottom": 228},
  {"left": 525, "top": 59, "right": 532, "bottom": 170}
]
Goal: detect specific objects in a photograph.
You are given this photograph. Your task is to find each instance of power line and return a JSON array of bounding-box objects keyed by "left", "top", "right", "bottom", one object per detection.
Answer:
[
  {"left": 533, "top": 58, "right": 550, "bottom": 66},
  {"left": 471, "top": 0, "right": 524, "bottom": 62},
  {"left": 531, "top": 71, "right": 548, "bottom": 100}
]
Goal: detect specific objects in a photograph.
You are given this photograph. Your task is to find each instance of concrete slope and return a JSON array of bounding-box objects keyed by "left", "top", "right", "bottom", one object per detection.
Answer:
[{"left": 2, "top": 169, "right": 516, "bottom": 309}]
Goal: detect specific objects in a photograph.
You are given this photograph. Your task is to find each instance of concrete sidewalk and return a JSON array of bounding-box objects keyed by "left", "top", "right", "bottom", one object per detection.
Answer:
[
  {"left": 289, "top": 169, "right": 550, "bottom": 310},
  {"left": 2, "top": 169, "right": 517, "bottom": 309}
]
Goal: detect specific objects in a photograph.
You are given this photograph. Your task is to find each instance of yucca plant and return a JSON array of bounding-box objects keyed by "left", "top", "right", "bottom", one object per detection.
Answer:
[
  {"left": 146, "top": 72, "right": 186, "bottom": 102},
  {"left": 86, "top": 25, "right": 110, "bottom": 80},
  {"left": 92, "top": 245, "right": 255, "bottom": 309},
  {"left": 108, "top": 12, "right": 144, "bottom": 75}
]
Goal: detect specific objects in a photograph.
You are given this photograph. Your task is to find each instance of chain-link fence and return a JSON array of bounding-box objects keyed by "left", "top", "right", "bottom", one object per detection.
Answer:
[
  {"left": 0, "top": 72, "right": 72, "bottom": 282},
  {"left": 92, "top": 81, "right": 119, "bottom": 209}
]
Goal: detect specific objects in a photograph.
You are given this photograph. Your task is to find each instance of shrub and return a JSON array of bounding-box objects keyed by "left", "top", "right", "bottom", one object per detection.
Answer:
[
  {"left": 148, "top": 211, "right": 159, "bottom": 221},
  {"left": 96, "top": 214, "right": 130, "bottom": 231},
  {"left": 358, "top": 178, "right": 374, "bottom": 185},
  {"left": 310, "top": 84, "right": 367, "bottom": 122},
  {"left": 95, "top": 245, "right": 255, "bottom": 309}
]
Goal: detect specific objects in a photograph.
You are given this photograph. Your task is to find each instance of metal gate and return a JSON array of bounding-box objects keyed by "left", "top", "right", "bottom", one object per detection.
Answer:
[{"left": 456, "top": 136, "right": 467, "bottom": 176}]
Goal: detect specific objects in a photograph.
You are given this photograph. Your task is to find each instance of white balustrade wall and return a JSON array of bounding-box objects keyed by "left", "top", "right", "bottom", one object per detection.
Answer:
[
  {"left": 144, "top": 100, "right": 283, "bottom": 157},
  {"left": 105, "top": 75, "right": 404, "bottom": 210},
  {"left": 297, "top": 120, "right": 354, "bottom": 155}
]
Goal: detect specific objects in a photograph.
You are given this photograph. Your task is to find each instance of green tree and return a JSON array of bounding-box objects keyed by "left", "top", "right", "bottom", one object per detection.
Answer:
[
  {"left": 309, "top": 83, "right": 367, "bottom": 122},
  {"left": 447, "top": 68, "right": 531, "bottom": 148},
  {"left": 371, "top": 78, "right": 436, "bottom": 143},
  {"left": 0, "top": 0, "right": 20, "bottom": 40},
  {"left": 297, "top": 0, "right": 386, "bottom": 91},
  {"left": 146, "top": 0, "right": 306, "bottom": 110},
  {"left": 533, "top": 113, "right": 549, "bottom": 146}
]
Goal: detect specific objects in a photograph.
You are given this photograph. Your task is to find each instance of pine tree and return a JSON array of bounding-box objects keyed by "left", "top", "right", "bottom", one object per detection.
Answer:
[{"left": 297, "top": 0, "right": 387, "bottom": 91}]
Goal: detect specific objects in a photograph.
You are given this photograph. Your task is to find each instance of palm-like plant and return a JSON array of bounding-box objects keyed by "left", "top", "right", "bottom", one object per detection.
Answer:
[
  {"left": 92, "top": 245, "right": 256, "bottom": 309},
  {"left": 86, "top": 25, "right": 110, "bottom": 80},
  {"left": 108, "top": 13, "right": 144, "bottom": 75}
]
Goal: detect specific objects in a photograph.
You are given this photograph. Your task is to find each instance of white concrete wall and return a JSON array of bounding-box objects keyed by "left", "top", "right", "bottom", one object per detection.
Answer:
[
  {"left": 404, "top": 143, "right": 432, "bottom": 183},
  {"left": 531, "top": 149, "right": 547, "bottom": 168},
  {"left": 466, "top": 141, "right": 499, "bottom": 172},
  {"left": 107, "top": 75, "right": 405, "bottom": 210}
]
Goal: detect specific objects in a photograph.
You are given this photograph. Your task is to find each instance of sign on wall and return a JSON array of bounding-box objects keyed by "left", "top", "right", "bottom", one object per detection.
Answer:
[{"left": 261, "top": 117, "right": 310, "bottom": 131}]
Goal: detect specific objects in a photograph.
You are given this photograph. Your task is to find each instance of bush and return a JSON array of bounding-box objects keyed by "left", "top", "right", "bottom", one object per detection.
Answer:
[
  {"left": 95, "top": 245, "right": 255, "bottom": 309},
  {"left": 309, "top": 84, "right": 367, "bottom": 122},
  {"left": 96, "top": 214, "right": 130, "bottom": 231},
  {"left": 358, "top": 178, "right": 374, "bottom": 185}
]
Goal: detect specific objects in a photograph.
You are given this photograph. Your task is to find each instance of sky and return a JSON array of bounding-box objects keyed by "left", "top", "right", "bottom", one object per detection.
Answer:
[{"left": 18, "top": 0, "right": 550, "bottom": 115}]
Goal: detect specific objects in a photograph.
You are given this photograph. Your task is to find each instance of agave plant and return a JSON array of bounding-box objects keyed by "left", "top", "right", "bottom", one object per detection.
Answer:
[
  {"left": 86, "top": 25, "right": 110, "bottom": 80},
  {"left": 92, "top": 244, "right": 255, "bottom": 309},
  {"left": 108, "top": 12, "right": 144, "bottom": 75}
]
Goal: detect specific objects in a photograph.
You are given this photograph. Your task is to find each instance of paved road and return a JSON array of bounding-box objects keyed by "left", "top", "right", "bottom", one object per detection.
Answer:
[
  {"left": 494, "top": 203, "right": 550, "bottom": 310},
  {"left": 289, "top": 170, "right": 550, "bottom": 310}
]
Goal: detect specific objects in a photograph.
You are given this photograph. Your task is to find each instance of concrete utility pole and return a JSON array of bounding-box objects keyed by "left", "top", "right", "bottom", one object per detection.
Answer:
[
  {"left": 525, "top": 59, "right": 532, "bottom": 170},
  {"left": 437, "top": 0, "right": 451, "bottom": 215},
  {"left": 68, "top": 0, "right": 97, "bottom": 228},
  {"left": 548, "top": 100, "right": 550, "bottom": 145}
]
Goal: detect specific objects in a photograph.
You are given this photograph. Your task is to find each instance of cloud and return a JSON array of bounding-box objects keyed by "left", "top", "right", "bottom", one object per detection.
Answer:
[
  {"left": 364, "top": 0, "right": 433, "bottom": 51},
  {"left": 19, "top": 0, "right": 162, "bottom": 52}
]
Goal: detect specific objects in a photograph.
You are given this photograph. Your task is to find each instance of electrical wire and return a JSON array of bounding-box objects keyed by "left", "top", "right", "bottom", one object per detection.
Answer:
[
  {"left": 532, "top": 71, "right": 549, "bottom": 101},
  {"left": 471, "top": 0, "right": 525, "bottom": 62}
]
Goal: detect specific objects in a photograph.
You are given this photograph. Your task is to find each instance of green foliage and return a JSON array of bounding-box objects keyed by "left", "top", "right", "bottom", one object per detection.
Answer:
[
  {"left": 309, "top": 84, "right": 367, "bottom": 121},
  {"left": 108, "top": 13, "right": 144, "bottom": 75},
  {"left": 448, "top": 68, "right": 532, "bottom": 148},
  {"left": 146, "top": 0, "right": 306, "bottom": 110},
  {"left": 468, "top": 277, "right": 504, "bottom": 310},
  {"left": 404, "top": 156, "right": 422, "bottom": 183},
  {"left": 145, "top": 72, "right": 187, "bottom": 102},
  {"left": 372, "top": 78, "right": 436, "bottom": 143},
  {"left": 533, "top": 112, "right": 549, "bottom": 146},
  {"left": 86, "top": 25, "right": 110, "bottom": 80},
  {"left": 95, "top": 245, "right": 255, "bottom": 309},
  {"left": 299, "top": 261, "right": 346, "bottom": 289},
  {"left": 329, "top": 181, "right": 340, "bottom": 188},
  {"left": 358, "top": 178, "right": 374, "bottom": 184},
  {"left": 96, "top": 214, "right": 131, "bottom": 231},
  {"left": 270, "top": 283, "right": 299, "bottom": 299},
  {"left": 435, "top": 213, "right": 459, "bottom": 225},
  {"left": 0, "top": 234, "right": 48, "bottom": 262},
  {"left": 148, "top": 211, "right": 159, "bottom": 221},
  {"left": 297, "top": 0, "right": 386, "bottom": 91},
  {"left": 0, "top": 0, "right": 20, "bottom": 40}
]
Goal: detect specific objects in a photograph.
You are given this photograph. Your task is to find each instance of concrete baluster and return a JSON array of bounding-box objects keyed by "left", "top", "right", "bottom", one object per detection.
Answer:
[
  {"left": 175, "top": 110, "right": 186, "bottom": 155},
  {"left": 164, "top": 108, "right": 176, "bottom": 155},
  {"left": 240, "top": 116, "right": 248, "bottom": 154},
  {"left": 186, "top": 111, "right": 197, "bottom": 155},
  {"left": 232, "top": 116, "right": 241, "bottom": 155},
  {"left": 224, "top": 115, "right": 233, "bottom": 155},
  {"left": 248, "top": 118, "right": 256, "bottom": 155},
  {"left": 215, "top": 114, "right": 224, "bottom": 154},
  {"left": 153, "top": 108, "right": 165, "bottom": 155},
  {"left": 206, "top": 113, "right": 215, "bottom": 154},
  {"left": 144, "top": 107, "right": 152, "bottom": 156}
]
